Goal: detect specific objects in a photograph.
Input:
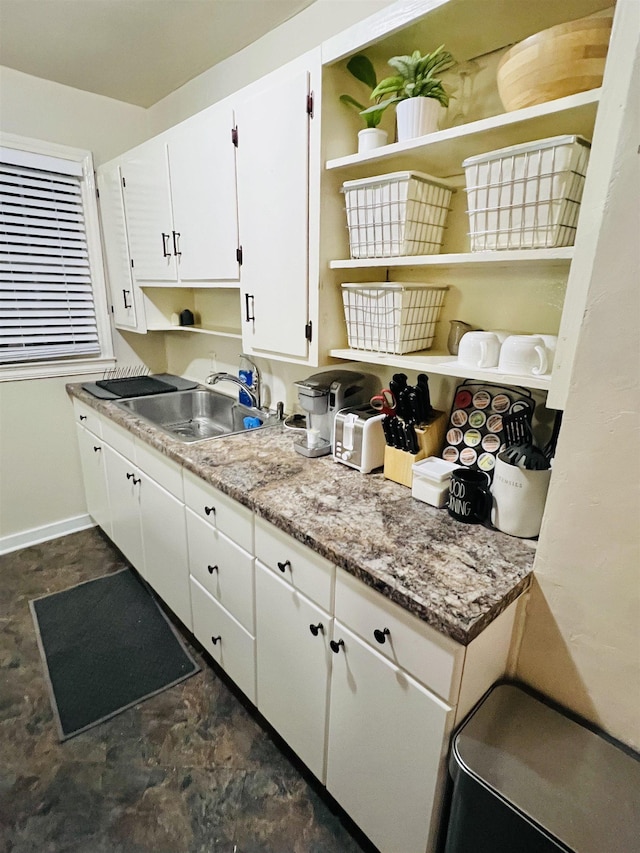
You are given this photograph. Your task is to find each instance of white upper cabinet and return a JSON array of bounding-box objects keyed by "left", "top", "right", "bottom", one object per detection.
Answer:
[
  {"left": 96, "top": 162, "right": 146, "bottom": 332},
  {"left": 235, "top": 49, "right": 320, "bottom": 361},
  {"left": 120, "top": 137, "right": 176, "bottom": 283},
  {"left": 168, "top": 105, "right": 240, "bottom": 283}
]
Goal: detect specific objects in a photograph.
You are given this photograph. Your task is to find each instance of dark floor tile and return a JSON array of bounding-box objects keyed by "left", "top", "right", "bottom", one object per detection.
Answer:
[{"left": 0, "top": 528, "right": 370, "bottom": 853}]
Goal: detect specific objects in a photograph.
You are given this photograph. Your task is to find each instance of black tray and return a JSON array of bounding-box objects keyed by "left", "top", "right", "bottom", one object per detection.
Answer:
[{"left": 94, "top": 376, "right": 177, "bottom": 398}]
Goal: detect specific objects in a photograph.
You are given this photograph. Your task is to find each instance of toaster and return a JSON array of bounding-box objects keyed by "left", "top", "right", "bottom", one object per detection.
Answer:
[{"left": 333, "top": 406, "right": 386, "bottom": 473}]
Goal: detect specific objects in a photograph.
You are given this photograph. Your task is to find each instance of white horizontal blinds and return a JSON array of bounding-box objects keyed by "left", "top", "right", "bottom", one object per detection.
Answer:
[{"left": 0, "top": 148, "right": 100, "bottom": 364}]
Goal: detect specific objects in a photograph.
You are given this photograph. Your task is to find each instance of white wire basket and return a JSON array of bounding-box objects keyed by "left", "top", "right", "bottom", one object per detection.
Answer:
[
  {"left": 463, "top": 135, "right": 591, "bottom": 251},
  {"left": 342, "top": 171, "right": 455, "bottom": 259},
  {"left": 341, "top": 283, "right": 448, "bottom": 354}
]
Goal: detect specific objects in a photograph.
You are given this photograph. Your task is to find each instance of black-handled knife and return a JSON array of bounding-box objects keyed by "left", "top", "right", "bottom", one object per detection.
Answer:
[
  {"left": 381, "top": 415, "right": 395, "bottom": 447},
  {"left": 416, "top": 373, "right": 432, "bottom": 423}
]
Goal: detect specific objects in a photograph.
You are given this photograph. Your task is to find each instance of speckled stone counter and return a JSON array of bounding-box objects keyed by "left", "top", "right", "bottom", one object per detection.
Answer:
[{"left": 68, "top": 385, "right": 535, "bottom": 645}]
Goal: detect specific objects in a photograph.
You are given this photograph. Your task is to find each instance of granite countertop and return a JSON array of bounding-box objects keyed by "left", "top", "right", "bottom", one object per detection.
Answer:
[{"left": 68, "top": 384, "right": 535, "bottom": 645}]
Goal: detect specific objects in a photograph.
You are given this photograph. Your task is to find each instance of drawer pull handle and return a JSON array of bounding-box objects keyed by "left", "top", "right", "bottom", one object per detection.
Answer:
[
  {"left": 309, "top": 623, "right": 324, "bottom": 637},
  {"left": 210, "top": 635, "right": 221, "bottom": 645},
  {"left": 79, "top": 414, "right": 87, "bottom": 421},
  {"left": 204, "top": 506, "right": 216, "bottom": 516},
  {"left": 93, "top": 446, "right": 101, "bottom": 453},
  {"left": 330, "top": 639, "right": 344, "bottom": 654},
  {"left": 207, "top": 564, "right": 218, "bottom": 574},
  {"left": 374, "top": 627, "right": 391, "bottom": 645},
  {"left": 126, "top": 472, "right": 135, "bottom": 480},
  {"left": 277, "top": 560, "right": 291, "bottom": 573},
  {"left": 133, "top": 477, "right": 141, "bottom": 486}
]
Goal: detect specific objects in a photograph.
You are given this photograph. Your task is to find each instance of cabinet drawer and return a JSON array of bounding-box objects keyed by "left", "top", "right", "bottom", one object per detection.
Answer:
[
  {"left": 183, "top": 469, "right": 253, "bottom": 551},
  {"left": 255, "top": 517, "right": 334, "bottom": 611},
  {"left": 135, "top": 439, "right": 183, "bottom": 499},
  {"left": 187, "top": 509, "right": 254, "bottom": 633},
  {"left": 73, "top": 399, "right": 102, "bottom": 437},
  {"left": 102, "top": 415, "right": 136, "bottom": 459},
  {"left": 190, "top": 577, "right": 256, "bottom": 704},
  {"left": 334, "top": 568, "right": 463, "bottom": 704}
]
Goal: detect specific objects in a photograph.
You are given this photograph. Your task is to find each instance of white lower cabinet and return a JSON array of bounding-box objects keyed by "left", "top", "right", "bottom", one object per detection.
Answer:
[
  {"left": 76, "top": 424, "right": 112, "bottom": 538},
  {"left": 190, "top": 576, "right": 256, "bottom": 703},
  {"left": 139, "top": 472, "right": 191, "bottom": 630},
  {"left": 326, "top": 622, "right": 454, "bottom": 853},
  {"left": 74, "top": 404, "right": 521, "bottom": 853},
  {"left": 255, "top": 561, "right": 332, "bottom": 781},
  {"left": 102, "top": 442, "right": 144, "bottom": 571}
]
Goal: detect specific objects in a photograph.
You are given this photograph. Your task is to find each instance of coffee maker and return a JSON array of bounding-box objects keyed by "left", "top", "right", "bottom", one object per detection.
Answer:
[{"left": 293, "top": 369, "right": 379, "bottom": 457}]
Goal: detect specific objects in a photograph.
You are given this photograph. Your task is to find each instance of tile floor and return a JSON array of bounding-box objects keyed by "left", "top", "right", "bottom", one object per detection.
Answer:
[{"left": 0, "top": 528, "right": 377, "bottom": 853}]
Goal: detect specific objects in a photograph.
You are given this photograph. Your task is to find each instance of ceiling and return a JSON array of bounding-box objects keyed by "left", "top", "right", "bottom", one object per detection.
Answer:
[{"left": 0, "top": 0, "right": 317, "bottom": 108}]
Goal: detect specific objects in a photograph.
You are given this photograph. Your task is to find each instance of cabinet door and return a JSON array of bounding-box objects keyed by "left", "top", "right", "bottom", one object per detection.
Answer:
[
  {"left": 140, "top": 473, "right": 191, "bottom": 631},
  {"left": 255, "top": 561, "right": 331, "bottom": 781},
  {"left": 235, "top": 55, "right": 313, "bottom": 358},
  {"left": 102, "top": 443, "right": 144, "bottom": 571},
  {"left": 96, "top": 162, "right": 146, "bottom": 332},
  {"left": 121, "top": 139, "right": 176, "bottom": 282},
  {"left": 191, "top": 577, "right": 256, "bottom": 704},
  {"left": 327, "top": 622, "right": 454, "bottom": 853},
  {"left": 76, "top": 424, "right": 111, "bottom": 538},
  {"left": 169, "top": 105, "right": 240, "bottom": 282}
]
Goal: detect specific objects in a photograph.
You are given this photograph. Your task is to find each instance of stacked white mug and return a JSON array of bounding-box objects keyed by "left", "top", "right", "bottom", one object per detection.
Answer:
[{"left": 457, "top": 331, "right": 557, "bottom": 376}]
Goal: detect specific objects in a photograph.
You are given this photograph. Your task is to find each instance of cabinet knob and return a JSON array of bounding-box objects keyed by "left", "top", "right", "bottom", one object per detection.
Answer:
[
  {"left": 277, "top": 559, "right": 291, "bottom": 573},
  {"left": 204, "top": 506, "right": 216, "bottom": 516},
  {"left": 330, "top": 639, "right": 344, "bottom": 654},
  {"left": 210, "top": 635, "right": 221, "bottom": 645},
  {"left": 207, "top": 564, "right": 218, "bottom": 575},
  {"left": 374, "top": 627, "right": 391, "bottom": 645},
  {"left": 79, "top": 415, "right": 87, "bottom": 421},
  {"left": 309, "top": 623, "right": 324, "bottom": 637},
  {"left": 93, "top": 446, "right": 101, "bottom": 453}
]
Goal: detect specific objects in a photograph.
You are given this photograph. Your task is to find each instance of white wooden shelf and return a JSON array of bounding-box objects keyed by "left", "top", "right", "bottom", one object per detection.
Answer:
[
  {"left": 137, "top": 282, "right": 240, "bottom": 290},
  {"left": 326, "top": 89, "right": 600, "bottom": 178},
  {"left": 329, "top": 248, "right": 574, "bottom": 271},
  {"left": 329, "top": 348, "right": 552, "bottom": 391},
  {"left": 146, "top": 325, "right": 242, "bottom": 339}
]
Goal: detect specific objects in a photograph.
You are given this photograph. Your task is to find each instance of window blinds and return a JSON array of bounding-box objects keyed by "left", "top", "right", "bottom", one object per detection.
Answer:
[{"left": 0, "top": 147, "right": 100, "bottom": 364}]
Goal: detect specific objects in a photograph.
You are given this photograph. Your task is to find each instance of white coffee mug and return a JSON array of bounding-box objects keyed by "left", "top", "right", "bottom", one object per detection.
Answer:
[
  {"left": 537, "top": 334, "right": 558, "bottom": 371},
  {"left": 490, "top": 455, "right": 552, "bottom": 538},
  {"left": 457, "top": 331, "right": 501, "bottom": 369},
  {"left": 498, "top": 335, "right": 549, "bottom": 376}
]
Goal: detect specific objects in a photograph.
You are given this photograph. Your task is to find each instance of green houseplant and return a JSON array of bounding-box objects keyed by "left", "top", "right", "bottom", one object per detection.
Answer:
[
  {"left": 339, "top": 54, "right": 390, "bottom": 152},
  {"left": 363, "top": 46, "right": 455, "bottom": 140}
]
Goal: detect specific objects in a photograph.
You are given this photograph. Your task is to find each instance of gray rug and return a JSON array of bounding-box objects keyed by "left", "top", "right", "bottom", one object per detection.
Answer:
[{"left": 31, "top": 567, "right": 199, "bottom": 740}]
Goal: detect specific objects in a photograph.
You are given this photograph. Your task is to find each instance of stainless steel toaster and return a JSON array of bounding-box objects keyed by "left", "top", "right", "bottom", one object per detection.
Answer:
[{"left": 333, "top": 406, "right": 386, "bottom": 473}]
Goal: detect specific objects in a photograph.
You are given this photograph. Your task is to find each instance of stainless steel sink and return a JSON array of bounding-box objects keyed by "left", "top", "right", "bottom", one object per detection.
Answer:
[{"left": 114, "top": 388, "right": 280, "bottom": 443}]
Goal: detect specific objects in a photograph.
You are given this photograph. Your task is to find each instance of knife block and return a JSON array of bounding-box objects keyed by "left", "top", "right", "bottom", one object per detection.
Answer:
[{"left": 383, "top": 410, "right": 447, "bottom": 488}]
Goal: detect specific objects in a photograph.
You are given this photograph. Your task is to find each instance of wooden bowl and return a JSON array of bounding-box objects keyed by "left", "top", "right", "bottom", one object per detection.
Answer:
[{"left": 497, "top": 13, "right": 612, "bottom": 112}]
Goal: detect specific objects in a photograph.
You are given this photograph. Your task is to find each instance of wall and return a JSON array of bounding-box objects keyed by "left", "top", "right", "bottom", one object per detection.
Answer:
[
  {"left": 147, "top": 0, "right": 394, "bottom": 135},
  {"left": 516, "top": 38, "right": 640, "bottom": 749},
  {"left": 0, "top": 65, "right": 147, "bottom": 166},
  {"left": 0, "top": 69, "right": 162, "bottom": 551}
]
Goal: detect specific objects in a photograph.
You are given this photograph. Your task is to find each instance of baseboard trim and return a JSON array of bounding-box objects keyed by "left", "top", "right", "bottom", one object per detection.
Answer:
[{"left": 0, "top": 515, "right": 95, "bottom": 556}]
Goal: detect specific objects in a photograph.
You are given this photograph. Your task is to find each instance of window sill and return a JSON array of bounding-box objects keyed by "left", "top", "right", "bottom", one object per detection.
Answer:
[{"left": 0, "top": 357, "right": 117, "bottom": 383}]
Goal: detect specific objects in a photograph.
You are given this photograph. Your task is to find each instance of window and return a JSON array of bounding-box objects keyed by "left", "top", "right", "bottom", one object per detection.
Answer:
[{"left": 0, "top": 134, "right": 113, "bottom": 378}]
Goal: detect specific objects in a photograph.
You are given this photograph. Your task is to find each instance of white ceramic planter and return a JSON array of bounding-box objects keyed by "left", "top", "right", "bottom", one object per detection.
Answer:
[
  {"left": 357, "top": 128, "right": 388, "bottom": 154},
  {"left": 396, "top": 97, "right": 441, "bottom": 141}
]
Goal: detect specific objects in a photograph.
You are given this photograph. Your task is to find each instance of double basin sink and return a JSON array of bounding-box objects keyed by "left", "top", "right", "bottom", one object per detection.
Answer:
[{"left": 115, "top": 388, "right": 280, "bottom": 443}]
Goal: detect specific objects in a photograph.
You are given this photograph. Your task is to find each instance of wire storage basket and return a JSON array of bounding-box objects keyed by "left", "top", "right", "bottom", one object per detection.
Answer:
[
  {"left": 342, "top": 171, "right": 454, "bottom": 259},
  {"left": 341, "top": 283, "right": 448, "bottom": 354},
  {"left": 463, "top": 135, "right": 591, "bottom": 251}
]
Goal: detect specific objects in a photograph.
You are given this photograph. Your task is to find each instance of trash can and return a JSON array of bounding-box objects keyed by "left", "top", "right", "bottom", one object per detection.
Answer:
[{"left": 444, "top": 683, "right": 640, "bottom": 853}]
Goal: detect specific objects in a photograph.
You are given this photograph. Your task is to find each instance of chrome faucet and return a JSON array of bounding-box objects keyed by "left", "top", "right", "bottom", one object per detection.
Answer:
[{"left": 206, "top": 354, "right": 261, "bottom": 409}]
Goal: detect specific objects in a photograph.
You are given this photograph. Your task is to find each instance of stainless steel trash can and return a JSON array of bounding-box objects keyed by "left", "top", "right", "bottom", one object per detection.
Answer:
[{"left": 444, "top": 683, "right": 640, "bottom": 853}]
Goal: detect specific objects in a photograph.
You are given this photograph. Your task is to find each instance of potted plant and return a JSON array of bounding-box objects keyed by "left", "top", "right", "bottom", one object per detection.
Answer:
[
  {"left": 363, "top": 46, "right": 455, "bottom": 141},
  {"left": 339, "top": 54, "right": 390, "bottom": 153}
]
